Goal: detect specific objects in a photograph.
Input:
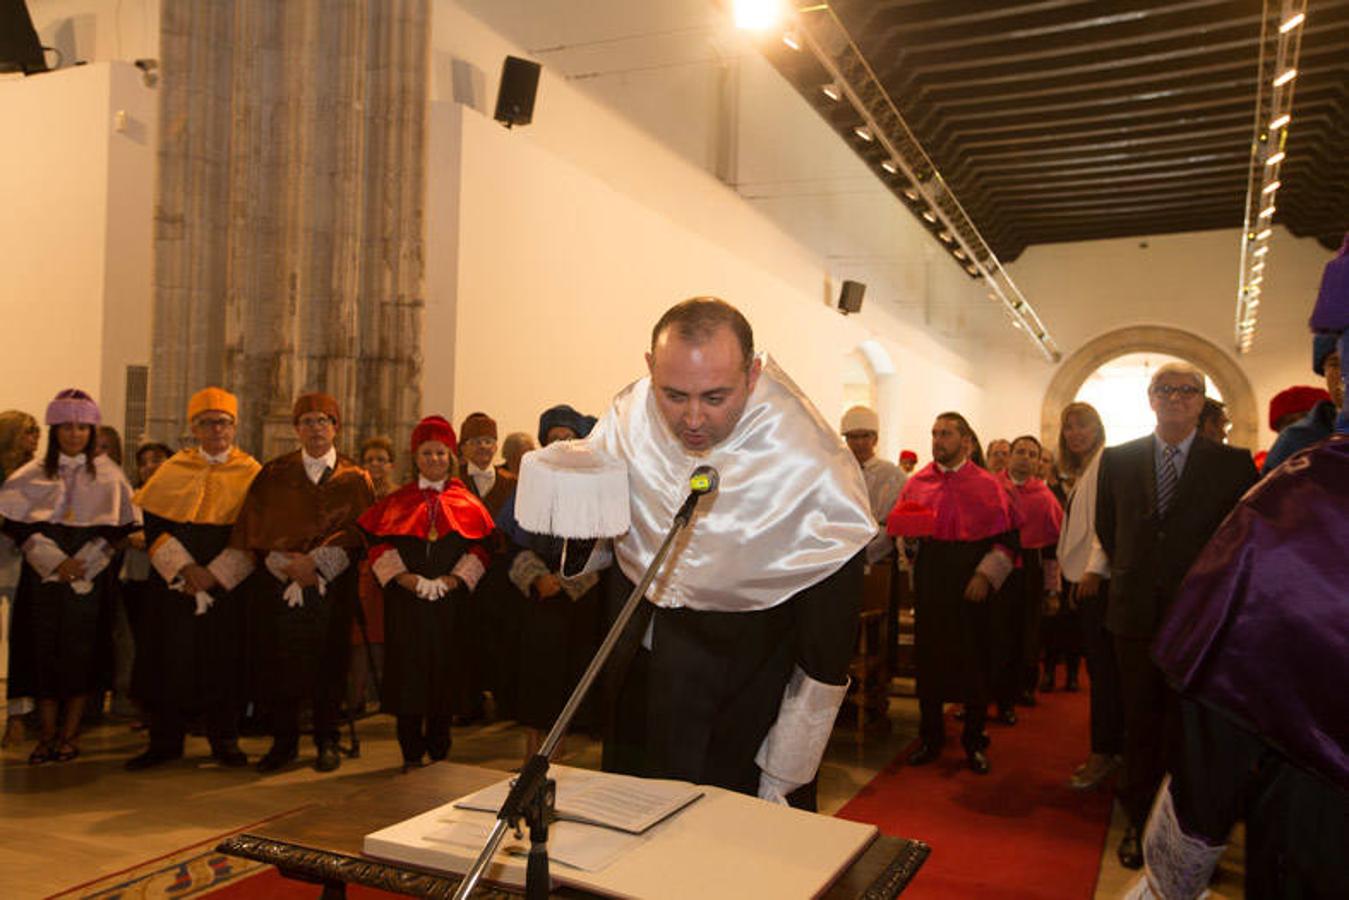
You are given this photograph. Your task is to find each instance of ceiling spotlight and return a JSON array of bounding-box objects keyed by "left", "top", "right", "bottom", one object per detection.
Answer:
[
  {"left": 1265, "top": 151, "right": 1286, "bottom": 167},
  {"left": 1255, "top": 227, "right": 1273, "bottom": 241},
  {"left": 1279, "top": 12, "right": 1306, "bottom": 33},
  {"left": 1253, "top": 245, "right": 1269, "bottom": 257},
  {"left": 853, "top": 125, "right": 874, "bottom": 142},
  {"left": 880, "top": 159, "right": 898, "bottom": 175},
  {"left": 1250, "top": 275, "right": 1263, "bottom": 286},
  {"left": 902, "top": 188, "right": 919, "bottom": 202},
  {"left": 921, "top": 209, "right": 937, "bottom": 223},
  {"left": 1262, "top": 180, "right": 1281, "bottom": 195},
  {"left": 953, "top": 248, "right": 967, "bottom": 259},
  {"left": 1252, "top": 261, "right": 1266, "bottom": 273},
  {"left": 732, "top": 0, "right": 785, "bottom": 30},
  {"left": 1258, "top": 205, "right": 1276, "bottom": 219},
  {"left": 938, "top": 230, "right": 953, "bottom": 243},
  {"left": 1273, "top": 68, "right": 1297, "bottom": 87},
  {"left": 1269, "top": 113, "right": 1291, "bottom": 130},
  {"left": 781, "top": 30, "right": 801, "bottom": 51},
  {"left": 964, "top": 264, "right": 979, "bottom": 276},
  {"left": 821, "top": 83, "right": 842, "bottom": 102}
]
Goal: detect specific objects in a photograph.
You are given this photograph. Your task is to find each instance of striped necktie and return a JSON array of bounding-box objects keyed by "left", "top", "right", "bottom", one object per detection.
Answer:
[{"left": 1156, "top": 444, "right": 1179, "bottom": 518}]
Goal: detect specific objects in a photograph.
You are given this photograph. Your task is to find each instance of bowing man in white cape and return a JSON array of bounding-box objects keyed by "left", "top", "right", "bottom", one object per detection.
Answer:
[{"left": 582, "top": 298, "right": 875, "bottom": 809}]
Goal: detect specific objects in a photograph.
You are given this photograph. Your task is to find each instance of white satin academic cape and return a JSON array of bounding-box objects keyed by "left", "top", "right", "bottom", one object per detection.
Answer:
[{"left": 587, "top": 353, "right": 874, "bottom": 611}]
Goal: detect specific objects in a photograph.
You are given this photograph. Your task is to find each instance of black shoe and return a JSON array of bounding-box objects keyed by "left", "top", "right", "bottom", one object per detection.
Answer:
[
  {"left": 256, "top": 744, "right": 298, "bottom": 773},
  {"left": 996, "top": 706, "right": 1017, "bottom": 726},
  {"left": 124, "top": 747, "right": 182, "bottom": 771},
  {"left": 1117, "top": 827, "right": 1143, "bottom": 869},
  {"left": 907, "top": 742, "right": 942, "bottom": 766},
  {"left": 315, "top": 742, "right": 341, "bottom": 773},
  {"left": 212, "top": 744, "right": 249, "bottom": 768},
  {"left": 966, "top": 749, "right": 990, "bottom": 774},
  {"left": 401, "top": 758, "right": 428, "bottom": 774}
]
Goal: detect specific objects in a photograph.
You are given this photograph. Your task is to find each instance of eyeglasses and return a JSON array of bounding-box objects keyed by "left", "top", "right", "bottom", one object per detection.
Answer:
[
  {"left": 1150, "top": 384, "right": 1203, "bottom": 399},
  {"left": 297, "top": 415, "right": 334, "bottom": 428},
  {"left": 463, "top": 436, "right": 497, "bottom": 448},
  {"left": 193, "top": 416, "right": 234, "bottom": 429}
]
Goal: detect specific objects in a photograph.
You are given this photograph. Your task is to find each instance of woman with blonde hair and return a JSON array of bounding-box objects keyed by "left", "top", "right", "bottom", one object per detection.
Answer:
[
  {"left": 1055, "top": 401, "right": 1124, "bottom": 790},
  {"left": 1, "top": 410, "right": 41, "bottom": 746}
]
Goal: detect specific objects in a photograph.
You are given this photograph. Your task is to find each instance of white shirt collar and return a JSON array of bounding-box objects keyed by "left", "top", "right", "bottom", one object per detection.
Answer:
[
  {"left": 58, "top": 453, "right": 87, "bottom": 468},
  {"left": 199, "top": 446, "right": 232, "bottom": 465},
  {"left": 418, "top": 476, "right": 446, "bottom": 491},
  {"left": 302, "top": 447, "right": 338, "bottom": 483},
  {"left": 936, "top": 459, "right": 967, "bottom": 474},
  {"left": 466, "top": 461, "right": 494, "bottom": 477}
]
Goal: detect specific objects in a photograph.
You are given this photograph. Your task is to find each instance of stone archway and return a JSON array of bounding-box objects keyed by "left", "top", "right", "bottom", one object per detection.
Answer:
[{"left": 1041, "top": 326, "right": 1259, "bottom": 450}]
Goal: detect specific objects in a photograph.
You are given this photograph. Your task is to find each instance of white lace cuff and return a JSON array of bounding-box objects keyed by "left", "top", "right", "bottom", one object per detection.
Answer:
[{"left": 1140, "top": 776, "right": 1223, "bottom": 900}]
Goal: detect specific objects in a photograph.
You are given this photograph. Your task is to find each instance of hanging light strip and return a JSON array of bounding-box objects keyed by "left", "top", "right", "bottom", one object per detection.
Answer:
[
  {"left": 777, "top": 3, "right": 1061, "bottom": 362},
  {"left": 1235, "top": 0, "right": 1308, "bottom": 354}
]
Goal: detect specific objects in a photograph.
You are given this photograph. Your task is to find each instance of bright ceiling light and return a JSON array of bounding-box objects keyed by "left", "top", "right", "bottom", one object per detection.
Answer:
[
  {"left": 1258, "top": 205, "right": 1276, "bottom": 219},
  {"left": 880, "top": 159, "right": 898, "bottom": 174},
  {"left": 1273, "top": 68, "right": 1297, "bottom": 87},
  {"left": 854, "top": 126, "right": 874, "bottom": 142},
  {"left": 1250, "top": 275, "right": 1263, "bottom": 286},
  {"left": 903, "top": 188, "right": 919, "bottom": 201},
  {"left": 732, "top": 0, "right": 785, "bottom": 30},
  {"left": 1269, "top": 113, "right": 1291, "bottom": 130},
  {"left": 1265, "top": 151, "right": 1286, "bottom": 167},
  {"left": 921, "top": 209, "right": 937, "bottom": 223},
  {"left": 821, "top": 83, "right": 842, "bottom": 102},
  {"left": 1255, "top": 228, "right": 1273, "bottom": 241},
  {"left": 1253, "top": 245, "right": 1269, "bottom": 257},
  {"left": 1279, "top": 12, "right": 1306, "bottom": 33},
  {"left": 1262, "top": 180, "right": 1281, "bottom": 195},
  {"left": 1252, "top": 261, "right": 1266, "bottom": 273}
]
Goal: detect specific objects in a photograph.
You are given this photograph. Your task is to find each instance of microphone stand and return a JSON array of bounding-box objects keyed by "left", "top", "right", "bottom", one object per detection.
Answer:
[{"left": 451, "top": 487, "right": 707, "bottom": 900}]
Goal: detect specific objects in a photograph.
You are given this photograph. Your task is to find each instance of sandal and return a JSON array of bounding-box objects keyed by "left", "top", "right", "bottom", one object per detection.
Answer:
[
  {"left": 28, "top": 741, "right": 54, "bottom": 765},
  {"left": 53, "top": 741, "right": 80, "bottom": 763}
]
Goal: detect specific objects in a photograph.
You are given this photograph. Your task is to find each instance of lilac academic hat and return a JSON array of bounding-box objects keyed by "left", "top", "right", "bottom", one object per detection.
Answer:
[{"left": 44, "top": 389, "right": 101, "bottom": 426}]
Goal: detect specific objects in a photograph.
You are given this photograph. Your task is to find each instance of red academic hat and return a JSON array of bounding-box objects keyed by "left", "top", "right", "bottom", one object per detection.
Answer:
[
  {"left": 411, "top": 415, "right": 458, "bottom": 456},
  {"left": 899, "top": 450, "right": 918, "bottom": 464},
  {"left": 886, "top": 500, "right": 936, "bottom": 538},
  {"left": 292, "top": 392, "right": 341, "bottom": 426},
  {"left": 1268, "top": 385, "right": 1331, "bottom": 431}
]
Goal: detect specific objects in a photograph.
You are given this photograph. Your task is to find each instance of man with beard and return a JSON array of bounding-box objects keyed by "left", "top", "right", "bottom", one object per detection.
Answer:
[{"left": 888, "top": 413, "right": 1018, "bottom": 773}]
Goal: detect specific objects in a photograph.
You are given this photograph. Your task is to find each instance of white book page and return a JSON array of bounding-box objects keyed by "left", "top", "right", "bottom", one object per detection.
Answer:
[{"left": 453, "top": 769, "right": 702, "bottom": 834}]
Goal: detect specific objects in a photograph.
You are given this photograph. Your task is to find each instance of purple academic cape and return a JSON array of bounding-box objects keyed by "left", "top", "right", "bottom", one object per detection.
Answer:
[{"left": 1152, "top": 434, "right": 1349, "bottom": 791}]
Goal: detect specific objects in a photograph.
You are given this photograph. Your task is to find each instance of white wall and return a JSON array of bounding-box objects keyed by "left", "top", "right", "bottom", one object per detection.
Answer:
[{"left": 0, "top": 62, "right": 156, "bottom": 446}]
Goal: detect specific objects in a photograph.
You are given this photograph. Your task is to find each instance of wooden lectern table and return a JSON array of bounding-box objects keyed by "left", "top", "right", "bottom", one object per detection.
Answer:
[{"left": 217, "top": 763, "right": 928, "bottom": 899}]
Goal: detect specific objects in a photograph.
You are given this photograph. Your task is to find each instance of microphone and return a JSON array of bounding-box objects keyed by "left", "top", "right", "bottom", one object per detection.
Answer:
[{"left": 674, "top": 464, "right": 719, "bottom": 526}]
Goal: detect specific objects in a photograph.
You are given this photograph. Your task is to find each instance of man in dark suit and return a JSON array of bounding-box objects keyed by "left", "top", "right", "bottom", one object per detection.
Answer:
[{"left": 1095, "top": 362, "right": 1258, "bottom": 869}]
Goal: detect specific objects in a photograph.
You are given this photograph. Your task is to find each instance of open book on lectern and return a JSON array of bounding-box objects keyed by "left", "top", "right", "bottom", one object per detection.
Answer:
[{"left": 452, "top": 768, "right": 703, "bottom": 835}]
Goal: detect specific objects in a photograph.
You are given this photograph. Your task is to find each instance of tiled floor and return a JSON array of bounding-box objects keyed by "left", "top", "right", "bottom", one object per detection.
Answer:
[{"left": 1, "top": 691, "right": 1242, "bottom": 898}]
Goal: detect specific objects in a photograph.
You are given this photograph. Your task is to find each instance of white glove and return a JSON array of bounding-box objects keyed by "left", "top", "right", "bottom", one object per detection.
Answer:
[
  {"left": 414, "top": 575, "right": 449, "bottom": 601},
  {"left": 283, "top": 581, "right": 305, "bottom": 608},
  {"left": 194, "top": 591, "right": 214, "bottom": 616},
  {"left": 70, "top": 580, "right": 95, "bottom": 596},
  {"left": 282, "top": 577, "right": 326, "bottom": 608}
]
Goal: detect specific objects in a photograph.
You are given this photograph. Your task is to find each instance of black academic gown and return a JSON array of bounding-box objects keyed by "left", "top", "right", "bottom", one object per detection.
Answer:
[
  {"left": 911, "top": 534, "right": 1015, "bottom": 706},
  {"left": 3, "top": 522, "right": 128, "bottom": 700},
  {"left": 380, "top": 532, "right": 478, "bottom": 716},
  {"left": 131, "top": 513, "right": 246, "bottom": 711}
]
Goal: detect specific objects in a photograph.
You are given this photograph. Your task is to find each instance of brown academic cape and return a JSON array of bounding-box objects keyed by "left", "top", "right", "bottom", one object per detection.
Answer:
[{"left": 229, "top": 450, "right": 374, "bottom": 702}]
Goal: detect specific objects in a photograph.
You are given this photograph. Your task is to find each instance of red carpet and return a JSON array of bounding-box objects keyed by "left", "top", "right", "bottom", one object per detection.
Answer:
[{"left": 837, "top": 685, "right": 1113, "bottom": 899}]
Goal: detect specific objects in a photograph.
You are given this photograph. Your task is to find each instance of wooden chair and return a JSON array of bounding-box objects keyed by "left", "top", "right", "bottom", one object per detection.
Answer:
[{"left": 843, "top": 560, "right": 893, "bottom": 743}]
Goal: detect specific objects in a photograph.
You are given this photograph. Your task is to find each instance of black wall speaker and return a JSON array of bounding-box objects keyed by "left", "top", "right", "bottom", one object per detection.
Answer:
[
  {"left": 494, "top": 56, "right": 541, "bottom": 128},
  {"left": 838, "top": 280, "right": 866, "bottom": 315}
]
